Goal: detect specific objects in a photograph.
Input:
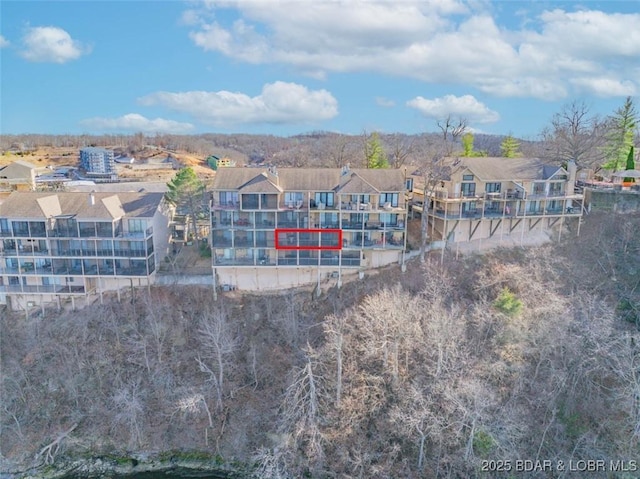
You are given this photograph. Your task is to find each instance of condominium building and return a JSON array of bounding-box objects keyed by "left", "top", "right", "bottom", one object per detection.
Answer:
[
  {"left": 0, "top": 191, "right": 172, "bottom": 310},
  {"left": 412, "top": 157, "right": 584, "bottom": 246},
  {"left": 210, "top": 166, "right": 408, "bottom": 290},
  {"left": 80, "top": 147, "right": 116, "bottom": 175}
]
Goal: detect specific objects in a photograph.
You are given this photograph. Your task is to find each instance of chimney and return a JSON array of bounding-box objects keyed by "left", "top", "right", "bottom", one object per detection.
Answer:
[
  {"left": 567, "top": 160, "right": 577, "bottom": 192},
  {"left": 266, "top": 165, "right": 279, "bottom": 185},
  {"left": 89, "top": 191, "right": 95, "bottom": 206}
]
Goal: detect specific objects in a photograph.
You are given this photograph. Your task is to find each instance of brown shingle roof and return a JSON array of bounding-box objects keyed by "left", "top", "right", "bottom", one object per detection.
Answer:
[
  {"left": 0, "top": 191, "right": 163, "bottom": 219},
  {"left": 238, "top": 173, "right": 283, "bottom": 193},
  {"left": 212, "top": 167, "right": 405, "bottom": 193},
  {"left": 447, "top": 157, "right": 563, "bottom": 182}
]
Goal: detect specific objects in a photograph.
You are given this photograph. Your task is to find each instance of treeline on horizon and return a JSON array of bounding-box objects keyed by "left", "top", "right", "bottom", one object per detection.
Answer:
[
  {"left": 0, "top": 131, "right": 533, "bottom": 167},
  {"left": 2, "top": 96, "right": 638, "bottom": 175}
]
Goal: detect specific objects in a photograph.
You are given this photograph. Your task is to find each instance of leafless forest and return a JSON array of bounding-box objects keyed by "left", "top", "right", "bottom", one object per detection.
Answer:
[
  {"left": 0, "top": 131, "right": 544, "bottom": 170},
  {"left": 1, "top": 211, "right": 639, "bottom": 478}
]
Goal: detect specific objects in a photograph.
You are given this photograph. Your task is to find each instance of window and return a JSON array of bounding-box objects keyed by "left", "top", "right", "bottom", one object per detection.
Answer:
[
  {"left": 485, "top": 182, "right": 501, "bottom": 193},
  {"left": 380, "top": 213, "right": 398, "bottom": 226},
  {"left": 285, "top": 192, "right": 304, "bottom": 206},
  {"left": 405, "top": 178, "right": 414, "bottom": 192},
  {"left": 351, "top": 194, "right": 370, "bottom": 204},
  {"left": 241, "top": 194, "right": 259, "bottom": 209},
  {"left": 315, "top": 192, "right": 334, "bottom": 207},
  {"left": 79, "top": 222, "right": 96, "bottom": 237},
  {"left": 28, "top": 221, "right": 46, "bottom": 237},
  {"left": 55, "top": 218, "right": 77, "bottom": 237},
  {"left": 11, "top": 221, "right": 29, "bottom": 236},
  {"left": 0, "top": 219, "right": 10, "bottom": 235},
  {"left": 462, "top": 174, "right": 474, "bottom": 181},
  {"left": 462, "top": 202, "right": 477, "bottom": 215},
  {"left": 549, "top": 182, "right": 563, "bottom": 195},
  {"left": 130, "top": 241, "right": 145, "bottom": 255},
  {"left": 128, "top": 219, "right": 145, "bottom": 233},
  {"left": 379, "top": 193, "right": 399, "bottom": 207},
  {"left": 219, "top": 191, "right": 239, "bottom": 206},
  {"left": 461, "top": 183, "right": 476, "bottom": 197},
  {"left": 319, "top": 212, "right": 338, "bottom": 227},
  {"left": 98, "top": 222, "right": 115, "bottom": 237},
  {"left": 532, "top": 182, "right": 545, "bottom": 195}
]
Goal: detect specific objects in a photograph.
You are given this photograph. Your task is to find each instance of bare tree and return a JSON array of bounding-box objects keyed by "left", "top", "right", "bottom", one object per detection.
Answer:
[
  {"left": 175, "top": 392, "right": 215, "bottom": 446},
  {"left": 197, "top": 304, "right": 237, "bottom": 410},
  {"left": 36, "top": 423, "right": 78, "bottom": 465},
  {"left": 437, "top": 115, "right": 468, "bottom": 156},
  {"left": 417, "top": 152, "right": 451, "bottom": 262},
  {"left": 323, "top": 312, "right": 348, "bottom": 407},
  {"left": 251, "top": 446, "right": 289, "bottom": 479},
  {"left": 358, "top": 285, "right": 423, "bottom": 382},
  {"left": 111, "top": 379, "right": 145, "bottom": 448},
  {"left": 387, "top": 133, "right": 415, "bottom": 168},
  {"left": 279, "top": 346, "right": 326, "bottom": 471},
  {"left": 541, "top": 100, "right": 607, "bottom": 171}
]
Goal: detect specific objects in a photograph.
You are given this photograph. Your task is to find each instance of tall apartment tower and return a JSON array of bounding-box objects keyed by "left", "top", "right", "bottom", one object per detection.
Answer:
[{"left": 80, "top": 147, "right": 116, "bottom": 174}]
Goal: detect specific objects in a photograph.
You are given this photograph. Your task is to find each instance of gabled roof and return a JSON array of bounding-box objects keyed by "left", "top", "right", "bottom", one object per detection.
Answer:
[
  {"left": 336, "top": 172, "right": 380, "bottom": 194},
  {"left": 448, "top": 157, "right": 563, "bottom": 182},
  {"left": 212, "top": 167, "right": 405, "bottom": 193},
  {"left": 0, "top": 160, "right": 38, "bottom": 179},
  {"left": 238, "top": 173, "right": 283, "bottom": 193},
  {"left": 0, "top": 191, "right": 164, "bottom": 220}
]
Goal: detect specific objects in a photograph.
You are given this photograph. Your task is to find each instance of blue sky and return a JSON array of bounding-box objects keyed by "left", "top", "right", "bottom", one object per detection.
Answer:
[{"left": 1, "top": 1, "right": 638, "bottom": 139}]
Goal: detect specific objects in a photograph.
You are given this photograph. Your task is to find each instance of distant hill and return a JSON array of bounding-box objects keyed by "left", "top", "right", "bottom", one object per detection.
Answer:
[{"left": 0, "top": 132, "right": 547, "bottom": 173}]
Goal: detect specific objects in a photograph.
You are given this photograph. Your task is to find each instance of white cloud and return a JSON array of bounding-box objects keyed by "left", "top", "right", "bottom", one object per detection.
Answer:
[
  {"left": 0, "top": 35, "right": 9, "bottom": 48},
  {"left": 375, "top": 97, "right": 396, "bottom": 108},
  {"left": 80, "top": 113, "right": 194, "bottom": 134},
  {"left": 407, "top": 94, "right": 500, "bottom": 123},
  {"left": 138, "top": 81, "right": 338, "bottom": 126},
  {"left": 184, "top": 3, "right": 639, "bottom": 100},
  {"left": 569, "top": 77, "right": 637, "bottom": 97},
  {"left": 20, "top": 26, "right": 89, "bottom": 63}
]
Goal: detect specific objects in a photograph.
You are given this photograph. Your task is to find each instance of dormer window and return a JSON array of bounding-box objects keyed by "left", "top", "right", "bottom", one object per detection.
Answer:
[{"left": 462, "top": 174, "right": 474, "bottom": 181}]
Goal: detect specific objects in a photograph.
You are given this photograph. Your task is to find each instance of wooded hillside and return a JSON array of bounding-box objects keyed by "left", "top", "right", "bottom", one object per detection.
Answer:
[{"left": 1, "top": 212, "right": 639, "bottom": 478}]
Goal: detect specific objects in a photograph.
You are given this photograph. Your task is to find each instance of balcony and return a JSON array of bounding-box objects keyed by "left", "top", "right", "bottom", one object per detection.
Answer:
[
  {"left": 50, "top": 230, "right": 80, "bottom": 238},
  {"left": 309, "top": 202, "right": 338, "bottom": 211},
  {"left": 114, "top": 266, "right": 149, "bottom": 276},
  {"left": 255, "top": 239, "right": 275, "bottom": 248},
  {"left": 1, "top": 246, "right": 50, "bottom": 256},
  {"left": 113, "top": 249, "right": 149, "bottom": 258},
  {"left": 0, "top": 284, "right": 86, "bottom": 295},
  {"left": 212, "top": 237, "right": 233, "bottom": 248},
  {"left": 280, "top": 200, "right": 307, "bottom": 211},
  {"left": 211, "top": 200, "right": 240, "bottom": 211}
]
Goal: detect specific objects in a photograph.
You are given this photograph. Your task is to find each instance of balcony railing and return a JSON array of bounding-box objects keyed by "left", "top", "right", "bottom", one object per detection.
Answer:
[{"left": 0, "top": 285, "right": 87, "bottom": 295}]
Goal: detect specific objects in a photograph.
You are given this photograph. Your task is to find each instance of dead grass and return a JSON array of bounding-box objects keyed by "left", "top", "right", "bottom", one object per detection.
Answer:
[{"left": 0, "top": 147, "right": 215, "bottom": 182}]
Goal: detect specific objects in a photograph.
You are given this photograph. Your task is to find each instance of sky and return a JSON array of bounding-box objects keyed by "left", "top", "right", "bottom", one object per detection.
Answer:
[{"left": 0, "top": 0, "right": 639, "bottom": 139}]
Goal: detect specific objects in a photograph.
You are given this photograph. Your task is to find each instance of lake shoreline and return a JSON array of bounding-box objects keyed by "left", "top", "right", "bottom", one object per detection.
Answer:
[{"left": 1, "top": 451, "right": 247, "bottom": 479}]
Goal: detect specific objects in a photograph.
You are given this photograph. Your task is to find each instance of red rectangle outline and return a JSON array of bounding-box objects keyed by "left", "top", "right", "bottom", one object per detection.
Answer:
[{"left": 275, "top": 228, "right": 343, "bottom": 250}]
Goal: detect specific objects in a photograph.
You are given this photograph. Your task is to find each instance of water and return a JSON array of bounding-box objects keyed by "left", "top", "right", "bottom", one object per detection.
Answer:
[{"left": 66, "top": 468, "right": 233, "bottom": 479}]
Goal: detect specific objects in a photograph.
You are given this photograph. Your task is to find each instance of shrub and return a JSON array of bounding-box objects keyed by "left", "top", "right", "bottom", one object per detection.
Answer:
[
  {"left": 473, "top": 429, "right": 495, "bottom": 457},
  {"left": 494, "top": 287, "right": 523, "bottom": 316}
]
